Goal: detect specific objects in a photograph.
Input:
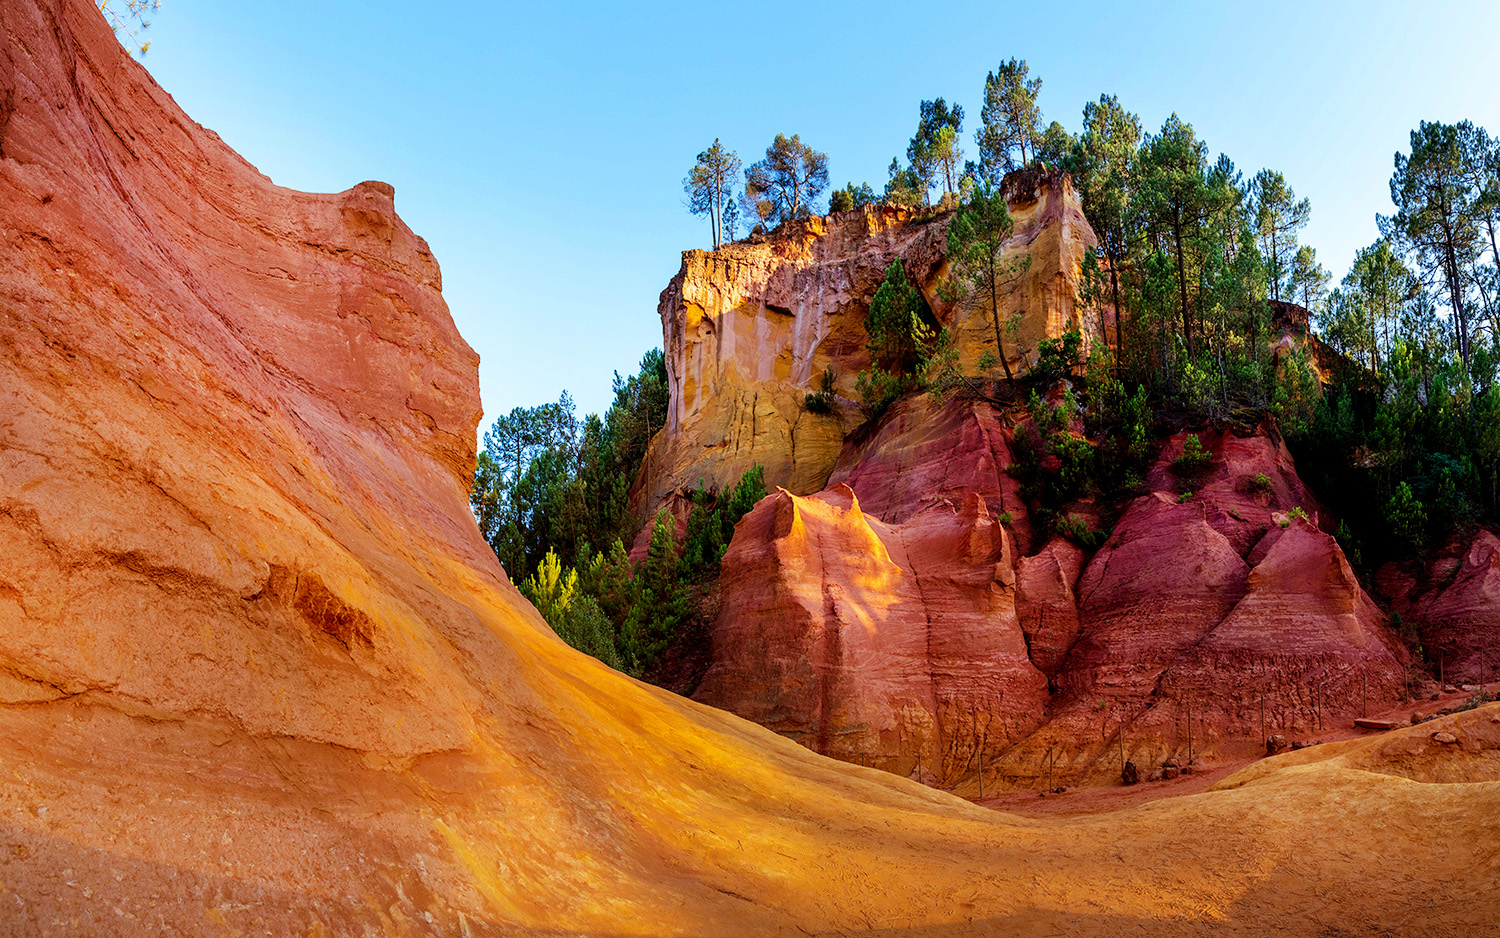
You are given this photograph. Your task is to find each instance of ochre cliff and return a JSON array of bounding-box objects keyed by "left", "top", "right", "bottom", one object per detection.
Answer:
[
  {"left": 694, "top": 481, "right": 1050, "bottom": 781},
  {"left": 636, "top": 170, "right": 1106, "bottom": 518},
  {"left": 694, "top": 399, "right": 1411, "bottom": 789},
  {"left": 2, "top": 3, "right": 1498, "bottom": 935}
]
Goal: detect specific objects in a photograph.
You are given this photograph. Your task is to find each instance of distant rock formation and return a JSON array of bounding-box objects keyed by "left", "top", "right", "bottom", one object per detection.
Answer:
[
  {"left": 635, "top": 171, "right": 1105, "bottom": 518},
  {"left": 694, "top": 399, "right": 1410, "bottom": 788}
]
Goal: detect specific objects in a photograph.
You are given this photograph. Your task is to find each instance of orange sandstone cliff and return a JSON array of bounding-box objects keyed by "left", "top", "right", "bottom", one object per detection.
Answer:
[
  {"left": 693, "top": 396, "right": 1411, "bottom": 788},
  {"left": 2, "top": 3, "right": 1499, "bottom": 935},
  {"left": 635, "top": 169, "right": 1105, "bottom": 518}
]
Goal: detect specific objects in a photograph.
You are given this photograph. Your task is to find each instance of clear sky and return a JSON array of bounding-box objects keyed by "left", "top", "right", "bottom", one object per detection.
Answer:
[{"left": 132, "top": 1, "right": 1500, "bottom": 423}]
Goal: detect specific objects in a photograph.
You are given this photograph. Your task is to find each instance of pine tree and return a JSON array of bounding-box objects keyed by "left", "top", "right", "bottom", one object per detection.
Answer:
[
  {"left": 743, "top": 134, "right": 829, "bottom": 228},
  {"left": 943, "top": 180, "right": 1031, "bottom": 379},
  {"left": 1136, "top": 115, "right": 1215, "bottom": 356},
  {"left": 1287, "top": 246, "right": 1331, "bottom": 311},
  {"left": 684, "top": 140, "right": 741, "bottom": 250},
  {"left": 620, "top": 511, "right": 687, "bottom": 674},
  {"left": 1380, "top": 121, "right": 1482, "bottom": 367},
  {"left": 1247, "top": 169, "right": 1311, "bottom": 302},
  {"left": 865, "top": 261, "right": 933, "bottom": 376},
  {"left": 908, "top": 99, "right": 965, "bottom": 202},
  {"left": 1072, "top": 94, "right": 1142, "bottom": 364},
  {"left": 976, "top": 59, "right": 1042, "bottom": 179}
]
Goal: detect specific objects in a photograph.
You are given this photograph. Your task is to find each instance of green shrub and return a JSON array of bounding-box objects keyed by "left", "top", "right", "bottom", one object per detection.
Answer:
[
  {"left": 1177, "top": 490, "right": 1194, "bottom": 504},
  {"left": 830, "top": 181, "right": 875, "bottom": 213},
  {"left": 1335, "top": 519, "right": 1363, "bottom": 567},
  {"left": 520, "top": 548, "right": 623, "bottom": 670},
  {"left": 681, "top": 465, "right": 767, "bottom": 579},
  {"left": 1032, "top": 330, "right": 1082, "bottom": 382},
  {"left": 1249, "top": 472, "right": 1273, "bottom": 494},
  {"left": 520, "top": 548, "right": 577, "bottom": 629},
  {"left": 620, "top": 510, "right": 688, "bottom": 674},
  {"left": 1172, "top": 433, "right": 1213, "bottom": 474},
  {"left": 1054, "top": 513, "right": 1109, "bottom": 551},
  {"left": 855, "top": 368, "right": 909, "bottom": 417},
  {"left": 1052, "top": 433, "right": 1097, "bottom": 500},
  {"left": 804, "top": 366, "right": 838, "bottom": 414},
  {"left": 554, "top": 595, "right": 623, "bottom": 671},
  {"left": 1385, "top": 482, "right": 1428, "bottom": 553}
]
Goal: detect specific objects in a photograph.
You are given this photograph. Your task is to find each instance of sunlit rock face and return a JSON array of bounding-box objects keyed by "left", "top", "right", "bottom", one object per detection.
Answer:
[
  {"left": 697, "top": 403, "right": 1410, "bottom": 787},
  {"left": 2, "top": 2, "right": 1496, "bottom": 934},
  {"left": 635, "top": 171, "right": 1106, "bottom": 519},
  {"left": 694, "top": 481, "right": 1049, "bottom": 780}
]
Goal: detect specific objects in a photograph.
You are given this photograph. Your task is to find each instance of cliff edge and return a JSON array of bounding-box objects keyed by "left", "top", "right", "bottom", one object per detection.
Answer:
[{"left": 635, "top": 170, "right": 1106, "bottom": 519}]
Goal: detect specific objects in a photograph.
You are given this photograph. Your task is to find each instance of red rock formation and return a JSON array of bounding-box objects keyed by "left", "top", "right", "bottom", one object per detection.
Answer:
[
  {"left": 829, "top": 393, "right": 1031, "bottom": 542},
  {"left": 4, "top": 4, "right": 1496, "bottom": 934},
  {"left": 1379, "top": 529, "right": 1500, "bottom": 683},
  {"left": 701, "top": 410, "right": 1410, "bottom": 787},
  {"left": 694, "top": 483, "right": 1048, "bottom": 781},
  {"left": 1015, "top": 537, "right": 1086, "bottom": 676}
]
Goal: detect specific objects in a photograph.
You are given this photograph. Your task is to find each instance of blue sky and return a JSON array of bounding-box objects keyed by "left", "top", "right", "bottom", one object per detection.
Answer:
[{"left": 134, "top": 1, "right": 1500, "bottom": 422}]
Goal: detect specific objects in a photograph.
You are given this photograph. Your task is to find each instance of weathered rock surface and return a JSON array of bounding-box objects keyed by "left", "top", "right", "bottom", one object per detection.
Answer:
[
  {"left": 3, "top": 3, "right": 1498, "bottom": 934},
  {"left": 1378, "top": 528, "right": 1500, "bottom": 684},
  {"left": 1002, "top": 430, "right": 1406, "bottom": 784},
  {"left": 699, "top": 408, "right": 1410, "bottom": 788},
  {"left": 829, "top": 393, "right": 1031, "bottom": 539},
  {"left": 1015, "top": 537, "right": 1086, "bottom": 676},
  {"left": 694, "top": 483, "right": 1049, "bottom": 777},
  {"left": 636, "top": 171, "right": 1105, "bottom": 518}
]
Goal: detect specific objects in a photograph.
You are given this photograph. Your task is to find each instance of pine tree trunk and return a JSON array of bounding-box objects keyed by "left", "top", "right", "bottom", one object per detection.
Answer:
[
  {"left": 1173, "top": 215, "right": 1193, "bottom": 357},
  {"left": 1110, "top": 249, "right": 1125, "bottom": 371}
]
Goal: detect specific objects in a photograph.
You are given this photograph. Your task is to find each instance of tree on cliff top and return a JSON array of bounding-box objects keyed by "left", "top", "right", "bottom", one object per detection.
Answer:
[
  {"left": 1071, "top": 94, "right": 1142, "bottom": 364},
  {"left": 98, "top": 0, "right": 159, "bottom": 57},
  {"left": 908, "top": 99, "right": 965, "bottom": 202},
  {"left": 976, "top": 59, "right": 1042, "bottom": 180},
  {"left": 684, "top": 140, "right": 741, "bottom": 250},
  {"left": 1247, "top": 169, "right": 1311, "bottom": 303},
  {"left": 942, "top": 179, "right": 1030, "bottom": 380},
  {"left": 1135, "top": 114, "right": 1218, "bottom": 357},
  {"left": 1288, "top": 245, "right": 1331, "bottom": 311},
  {"left": 743, "top": 134, "right": 829, "bottom": 228}
]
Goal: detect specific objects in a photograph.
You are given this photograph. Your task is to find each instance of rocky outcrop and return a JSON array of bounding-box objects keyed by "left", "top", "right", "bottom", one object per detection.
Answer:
[
  {"left": 5, "top": 4, "right": 1496, "bottom": 935},
  {"left": 636, "top": 172, "right": 1105, "bottom": 518},
  {"left": 829, "top": 393, "right": 1032, "bottom": 540},
  {"left": 696, "top": 398, "right": 1410, "bottom": 788},
  {"left": 1378, "top": 529, "right": 1500, "bottom": 684},
  {"left": 694, "top": 483, "right": 1048, "bottom": 779}
]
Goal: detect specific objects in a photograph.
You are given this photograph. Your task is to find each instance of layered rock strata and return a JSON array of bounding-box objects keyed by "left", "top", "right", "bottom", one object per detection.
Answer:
[
  {"left": 697, "top": 400, "right": 1410, "bottom": 788},
  {"left": 1378, "top": 529, "right": 1500, "bottom": 684},
  {"left": 636, "top": 170, "right": 1105, "bottom": 518}
]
